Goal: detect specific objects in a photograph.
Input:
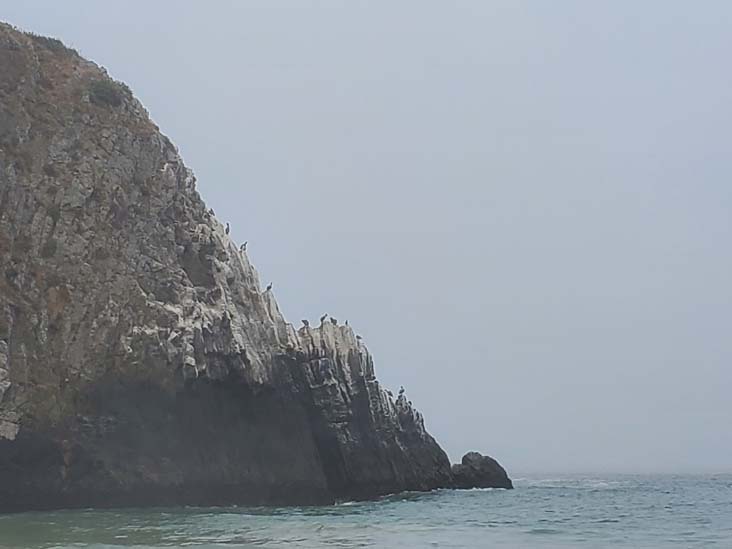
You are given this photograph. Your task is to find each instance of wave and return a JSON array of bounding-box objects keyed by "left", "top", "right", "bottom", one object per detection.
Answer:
[
  {"left": 336, "top": 501, "right": 358, "bottom": 507},
  {"left": 526, "top": 528, "right": 564, "bottom": 535},
  {"left": 516, "top": 477, "right": 627, "bottom": 490}
]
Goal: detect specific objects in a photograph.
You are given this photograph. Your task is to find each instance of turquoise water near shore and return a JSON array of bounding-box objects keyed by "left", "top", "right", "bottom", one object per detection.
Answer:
[{"left": 1, "top": 474, "right": 730, "bottom": 548}]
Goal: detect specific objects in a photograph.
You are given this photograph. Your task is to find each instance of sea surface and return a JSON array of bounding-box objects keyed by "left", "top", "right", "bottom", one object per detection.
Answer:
[{"left": 1, "top": 474, "right": 731, "bottom": 548}]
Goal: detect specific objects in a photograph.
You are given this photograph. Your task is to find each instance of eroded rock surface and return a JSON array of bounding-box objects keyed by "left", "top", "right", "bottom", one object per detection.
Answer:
[{"left": 0, "top": 23, "right": 462, "bottom": 511}]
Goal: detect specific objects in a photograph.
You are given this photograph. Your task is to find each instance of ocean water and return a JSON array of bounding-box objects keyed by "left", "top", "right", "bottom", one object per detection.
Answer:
[{"left": 1, "top": 475, "right": 731, "bottom": 548}]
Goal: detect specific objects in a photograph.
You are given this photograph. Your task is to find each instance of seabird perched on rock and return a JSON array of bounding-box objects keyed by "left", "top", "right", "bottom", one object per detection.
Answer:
[
  {"left": 330, "top": 317, "right": 338, "bottom": 326},
  {"left": 320, "top": 313, "right": 328, "bottom": 323},
  {"left": 399, "top": 386, "right": 405, "bottom": 395},
  {"left": 301, "top": 319, "right": 310, "bottom": 327},
  {"left": 345, "top": 320, "right": 349, "bottom": 326},
  {"left": 266, "top": 282, "right": 272, "bottom": 291},
  {"left": 225, "top": 222, "right": 230, "bottom": 235},
  {"left": 356, "top": 335, "right": 362, "bottom": 340},
  {"left": 240, "top": 241, "right": 248, "bottom": 252}
]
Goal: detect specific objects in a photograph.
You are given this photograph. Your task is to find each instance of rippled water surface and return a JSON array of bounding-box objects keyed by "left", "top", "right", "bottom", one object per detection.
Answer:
[{"left": 1, "top": 475, "right": 731, "bottom": 548}]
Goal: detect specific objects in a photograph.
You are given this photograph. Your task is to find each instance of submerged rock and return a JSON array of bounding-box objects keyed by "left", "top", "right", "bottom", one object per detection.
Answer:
[
  {"left": 0, "top": 22, "right": 507, "bottom": 511},
  {"left": 451, "top": 452, "right": 513, "bottom": 490}
]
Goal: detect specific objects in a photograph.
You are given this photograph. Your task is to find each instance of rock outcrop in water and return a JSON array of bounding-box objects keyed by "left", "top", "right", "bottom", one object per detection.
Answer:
[
  {"left": 0, "top": 23, "right": 509, "bottom": 512},
  {"left": 452, "top": 452, "right": 513, "bottom": 490}
]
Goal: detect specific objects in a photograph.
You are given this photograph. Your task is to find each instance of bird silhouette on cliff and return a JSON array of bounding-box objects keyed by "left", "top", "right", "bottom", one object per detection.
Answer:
[
  {"left": 320, "top": 313, "right": 328, "bottom": 324},
  {"left": 240, "top": 241, "right": 247, "bottom": 252},
  {"left": 330, "top": 317, "right": 338, "bottom": 326},
  {"left": 265, "top": 282, "right": 272, "bottom": 292},
  {"left": 399, "top": 386, "right": 405, "bottom": 395},
  {"left": 301, "top": 319, "right": 310, "bottom": 327},
  {"left": 225, "top": 222, "right": 230, "bottom": 235}
]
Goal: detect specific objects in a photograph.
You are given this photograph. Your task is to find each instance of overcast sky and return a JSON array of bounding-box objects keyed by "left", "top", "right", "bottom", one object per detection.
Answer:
[{"left": 4, "top": 1, "right": 731, "bottom": 474}]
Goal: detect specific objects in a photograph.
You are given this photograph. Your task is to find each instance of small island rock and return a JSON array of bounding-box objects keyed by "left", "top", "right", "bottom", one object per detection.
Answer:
[{"left": 451, "top": 452, "right": 513, "bottom": 489}]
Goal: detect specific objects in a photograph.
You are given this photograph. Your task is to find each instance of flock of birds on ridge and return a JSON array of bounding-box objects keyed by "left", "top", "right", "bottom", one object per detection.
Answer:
[
  {"left": 221, "top": 220, "right": 364, "bottom": 342},
  {"left": 222, "top": 220, "right": 408, "bottom": 402}
]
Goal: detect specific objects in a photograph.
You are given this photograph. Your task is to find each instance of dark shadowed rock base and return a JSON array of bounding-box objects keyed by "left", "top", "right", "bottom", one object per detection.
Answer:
[
  {"left": 0, "top": 376, "right": 334, "bottom": 513},
  {"left": 451, "top": 452, "right": 514, "bottom": 490}
]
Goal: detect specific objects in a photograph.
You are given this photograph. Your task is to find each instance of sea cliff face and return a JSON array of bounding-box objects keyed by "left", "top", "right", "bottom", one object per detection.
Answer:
[{"left": 0, "top": 23, "right": 506, "bottom": 512}]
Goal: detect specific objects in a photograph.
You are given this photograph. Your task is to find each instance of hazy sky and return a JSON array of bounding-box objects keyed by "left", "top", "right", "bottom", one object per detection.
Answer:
[{"left": 5, "top": 2, "right": 731, "bottom": 474}]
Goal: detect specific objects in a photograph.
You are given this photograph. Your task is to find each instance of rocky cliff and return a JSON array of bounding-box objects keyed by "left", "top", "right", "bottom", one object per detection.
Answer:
[{"left": 0, "top": 23, "right": 508, "bottom": 512}]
